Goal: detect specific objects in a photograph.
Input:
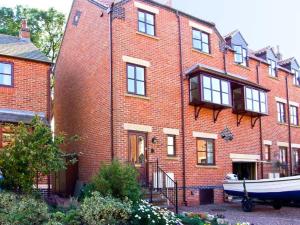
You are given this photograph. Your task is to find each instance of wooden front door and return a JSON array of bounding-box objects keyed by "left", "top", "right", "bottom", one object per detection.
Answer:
[{"left": 128, "top": 132, "right": 147, "bottom": 185}]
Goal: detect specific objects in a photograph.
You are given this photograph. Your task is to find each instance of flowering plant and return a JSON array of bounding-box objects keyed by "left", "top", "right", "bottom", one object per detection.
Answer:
[{"left": 130, "top": 200, "right": 181, "bottom": 225}]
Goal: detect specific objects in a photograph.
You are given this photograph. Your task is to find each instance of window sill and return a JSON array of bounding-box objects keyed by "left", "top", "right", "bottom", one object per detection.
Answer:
[
  {"left": 0, "top": 85, "right": 13, "bottom": 88},
  {"left": 277, "top": 122, "right": 287, "bottom": 126},
  {"left": 125, "top": 93, "right": 150, "bottom": 100},
  {"left": 196, "top": 165, "right": 218, "bottom": 169},
  {"left": 136, "top": 31, "right": 159, "bottom": 40},
  {"left": 166, "top": 156, "right": 179, "bottom": 161},
  {"left": 192, "top": 49, "right": 213, "bottom": 57},
  {"left": 277, "top": 122, "right": 300, "bottom": 128},
  {"left": 234, "top": 63, "right": 250, "bottom": 70},
  {"left": 268, "top": 76, "right": 279, "bottom": 81}
]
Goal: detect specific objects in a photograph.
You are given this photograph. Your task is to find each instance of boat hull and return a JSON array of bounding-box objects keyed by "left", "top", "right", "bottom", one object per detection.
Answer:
[{"left": 223, "top": 175, "right": 300, "bottom": 201}]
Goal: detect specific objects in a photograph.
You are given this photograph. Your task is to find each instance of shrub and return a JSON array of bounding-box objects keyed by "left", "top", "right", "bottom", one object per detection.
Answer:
[
  {"left": 130, "top": 200, "right": 180, "bottom": 225},
  {"left": 0, "top": 191, "right": 49, "bottom": 225},
  {"left": 81, "top": 192, "right": 132, "bottom": 225},
  {"left": 47, "top": 209, "right": 81, "bottom": 225},
  {"left": 88, "top": 160, "right": 142, "bottom": 202}
]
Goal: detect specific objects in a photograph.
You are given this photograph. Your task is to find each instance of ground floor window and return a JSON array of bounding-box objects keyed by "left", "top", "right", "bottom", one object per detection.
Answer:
[
  {"left": 293, "top": 148, "right": 300, "bottom": 174},
  {"left": 196, "top": 138, "right": 215, "bottom": 165},
  {"left": 167, "top": 135, "right": 175, "bottom": 156},
  {"left": 264, "top": 145, "right": 271, "bottom": 161},
  {"left": 279, "top": 147, "right": 288, "bottom": 176}
]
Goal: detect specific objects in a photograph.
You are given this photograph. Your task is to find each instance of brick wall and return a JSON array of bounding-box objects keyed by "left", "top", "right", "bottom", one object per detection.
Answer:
[{"left": 55, "top": 0, "right": 300, "bottom": 204}]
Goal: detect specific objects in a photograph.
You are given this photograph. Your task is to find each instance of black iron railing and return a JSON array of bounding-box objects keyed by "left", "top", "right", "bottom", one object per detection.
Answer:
[{"left": 148, "top": 159, "right": 178, "bottom": 214}]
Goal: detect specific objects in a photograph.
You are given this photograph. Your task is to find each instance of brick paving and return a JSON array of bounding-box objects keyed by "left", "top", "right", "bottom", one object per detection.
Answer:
[{"left": 180, "top": 203, "right": 300, "bottom": 225}]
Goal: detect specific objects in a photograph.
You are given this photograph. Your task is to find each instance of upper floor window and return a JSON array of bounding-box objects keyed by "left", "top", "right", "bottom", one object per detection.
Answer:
[
  {"left": 264, "top": 145, "right": 271, "bottom": 161},
  {"left": 197, "top": 138, "right": 215, "bottom": 165},
  {"left": 192, "top": 29, "right": 209, "bottom": 54},
  {"left": 127, "top": 64, "right": 146, "bottom": 96},
  {"left": 233, "top": 45, "right": 247, "bottom": 67},
  {"left": 293, "top": 69, "right": 300, "bottom": 86},
  {"left": 138, "top": 10, "right": 155, "bottom": 36},
  {"left": 245, "top": 87, "right": 267, "bottom": 114},
  {"left": 277, "top": 102, "right": 286, "bottom": 123},
  {"left": 290, "top": 105, "right": 298, "bottom": 126},
  {"left": 0, "top": 62, "right": 12, "bottom": 86},
  {"left": 202, "top": 75, "right": 230, "bottom": 106},
  {"left": 167, "top": 135, "right": 175, "bottom": 156},
  {"left": 268, "top": 59, "right": 277, "bottom": 77}
]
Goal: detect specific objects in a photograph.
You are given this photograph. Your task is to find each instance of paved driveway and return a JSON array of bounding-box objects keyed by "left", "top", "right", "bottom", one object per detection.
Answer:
[{"left": 180, "top": 203, "right": 300, "bottom": 225}]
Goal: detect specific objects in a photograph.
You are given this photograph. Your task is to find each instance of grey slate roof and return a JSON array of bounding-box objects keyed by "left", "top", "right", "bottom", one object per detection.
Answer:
[
  {"left": 0, "top": 108, "right": 48, "bottom": 124},
  {"left": 0, "top": 34, "right": 51, "bottom": 64},
  {"left": 278, "top": 57, "right": 294, "bottom": 66}
]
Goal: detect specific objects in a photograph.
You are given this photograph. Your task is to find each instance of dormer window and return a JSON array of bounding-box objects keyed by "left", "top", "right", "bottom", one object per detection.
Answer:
[
  {"left": 293, "top": 69, "right": 300, "bottom": 86},
  {"left": 268, "top": 59, "right": 277, "bottom": 77},
  {"left": 234, "top": 45, "right": 247, "bottom": 67}
]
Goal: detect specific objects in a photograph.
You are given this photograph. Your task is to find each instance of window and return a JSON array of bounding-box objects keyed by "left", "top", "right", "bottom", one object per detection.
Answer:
[
  {"left": 293, "top": 69, "right": 300, "bottom": 86},
  {"left": 72, "top": 10, "right": 81, "bottom": 26},
  {"left": 264, "top": 145, "right": 271, "bottom": 161},
  {"left": 202, "top": 75, "right": 231, "bottom": 106},
  {"left": 245, "top": 87, "right": 267, "bottom": 114},
  {"left": 293, "top": 148, "right": 300, "bottom": 174},
  {"left": 167, "top": 135, "right": 175, "bottom": 156},
  {"left": 127, "top": 64, "right": 146, "bottom": 96},
  {"left": 197, "top": 138, "right": 215, "bottom": 165},
  {"left": 233, "top": 45, "right": 247, "bottom": 66},
  {"left": 192, "top": 29, "right": 210, "bottom": 54},
  {"left": 0, "top": 62, "right": 12, "bottom": 86},
  {"left": 138, "top": 10, "right": 155, "bottom": 36},
  {"left": 290, "top": 105, "right": 298, "bottom": 126},
  {"left": 277, "top": 102, "right": 286, "bottom": 123},
  {"left": 189, "top": 76, "right": 200, "bottom": 103},
  {"left": 268, "top": 59, "right": 277, "bottom": 77},
  {"left": 279, "top": 147, "right": 287, "bottom": 164}
]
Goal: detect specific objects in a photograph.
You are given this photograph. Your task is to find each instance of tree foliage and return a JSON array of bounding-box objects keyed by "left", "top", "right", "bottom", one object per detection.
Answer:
[
  {"left": 0, "top": 116, "right": 77, "bottom": 193},
  {"left": 0, "top": 5, "right": 65, "bottom": 62}
]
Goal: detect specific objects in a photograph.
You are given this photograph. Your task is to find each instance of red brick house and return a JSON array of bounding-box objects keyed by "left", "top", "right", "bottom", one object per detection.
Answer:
[
  {"left": 54, "top": 0, "right": 300, "bottom": 206},
  {"left": 0, "top": 20, "right": 51, "bottom": 150}
]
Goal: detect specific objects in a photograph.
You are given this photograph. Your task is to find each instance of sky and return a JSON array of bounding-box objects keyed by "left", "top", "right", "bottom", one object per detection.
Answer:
[{"left": 1, "top": 0, "right": 299, "bottom": 61}]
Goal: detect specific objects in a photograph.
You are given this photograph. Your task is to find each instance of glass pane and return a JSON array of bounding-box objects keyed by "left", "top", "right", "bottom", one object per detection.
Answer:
[
  {"left": 190, "top": 76, "right": 199, "bottom": 90},
  {"left": 167, "top": 146, "right": 174, "bottom": 155},
  {"left": 197, "top": 139, "right": 205, "bottom": 151},
  {"left": 234, "top": 45, "right": 242, "bottom": 54},
  {"left": 246, "top": 99, "right": 253, "bottom": 110},
  {"left": 246, "top": 88, "right": 252, "bottom": 99},
  {"left": 202, "top": 33, "right": 208, "bottom": 43},
  {"left": 253, "top": 101, "right": 260, "bottom": 112},
  {"left": 136, "top": 81, "right": 145, "bottom": 95},
  {"left": 127, "top": 65, "right": 135, "bottom": 79},
  {"left": 137, "top": 136, "right": 145, "bottom": 163},
  {"left": 129, "top": 135, "right": 137, "bottom": 163},
  {"left": 260, "top": 92, "right": 266, "bottom": 103},
  {"left": 235, "top": 54, "right": 243, "bottom": 63},
  {"left": 252, "top": 90, "right": 259, "bottom": 101},
  {"left": 212, "top": 91, "right": 221, "bottom": 104},
  {"left": 207, "top": 153, "right": 214, "bottom": 164},
  {"left": 242, "top": 48, "right": 247, "bottom": 57},
  {"left": 136, "top": 67, "right": 144, "bottom": 81},
  {"left": 192, "top": 30, "right": 201, "bottom": 39},
  {"left": 128, "top": 79, "right": 135, "bottom": 93},
  {"left": 221, "top": 81, "right": 229, "bottom": 93},
  {"left": 191, "top": 89, "right": 200, "bottom": 102},
  {"left": 203, "top": 88, "right": 212, "bottom": 102},
  {"left": 193, "top": 39, "right": 201, "bottom": 50},
  {"left": 202, "top": 43, "right": 209, "bottom": 53},
  {"left": 0, "top": 63, "right": 11, "bottom": 74},
  {"left": 198, "top": 151, "right": 206, "bottom": 164},
  {"left": 212, "top": 78, "right": 220, "bottom": 91},
  {"left": 167, "top": 136, "right": 174, "bottom": 146},
  {"left": 138, "top": 11, "right": 145, "bottom": 21},
  {"left": 260, "top": 103, "right": 266, "bottom": 113},
  {"left": 146, "top": 13, "right": 154, "bottom": 24},
  {"left": 207, "top": 141, "right": 213, "bottom": 152},
  {"left": 138, "top": 22, "right": 146, "bottom": 33},
  {"left": 0, "top": 75, "right": 11, "bottom": 85},
  {"left": 146, "top": 24, "right": 154, "bottom": 36},
  {"left": 222, "top": 93, "right": 229, "bottom": 105},
  {"left": 203, "top": 76, "right": 211, "bottom": 88}
]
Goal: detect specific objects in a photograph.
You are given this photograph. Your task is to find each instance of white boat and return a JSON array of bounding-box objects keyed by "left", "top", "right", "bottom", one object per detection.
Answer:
[{"left": 223, "top": 174, "right": 300, "bottom": 211}]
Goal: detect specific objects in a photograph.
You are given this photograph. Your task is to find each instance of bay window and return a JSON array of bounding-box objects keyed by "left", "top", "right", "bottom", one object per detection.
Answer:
[{"left": 245, "top": 87, "right": 267, "bottom": 114}]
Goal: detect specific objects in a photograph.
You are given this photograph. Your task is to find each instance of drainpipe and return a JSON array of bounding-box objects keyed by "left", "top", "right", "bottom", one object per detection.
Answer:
[
  {"left": 176, "top": 10, "right": 187, "bottom": 206},
  {"left": 108, "top": 3, "right": 114, "bottom": 161},
  {"left": 256, "top": 62, "right": 264, "bottom": 178},
  {"left": 285, "top": 74, "right": 292, "bottom": 176},
  {"left": 223, "top": 46, "right": 227, "bottom": 73}
]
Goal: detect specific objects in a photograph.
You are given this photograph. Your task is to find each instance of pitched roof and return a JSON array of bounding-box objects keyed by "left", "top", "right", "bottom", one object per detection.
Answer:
[
  {"left": 224, "top": 29, "right": 239, "bottom": 39},
  {"left": 278, "top": 57, "right": 294, "bottom": 66},
  {"left": 254, "top": 46, "right": 272, "bottom": 55},
  {"left": 0, "top": 34, "right": 51, "bottom": 64}
]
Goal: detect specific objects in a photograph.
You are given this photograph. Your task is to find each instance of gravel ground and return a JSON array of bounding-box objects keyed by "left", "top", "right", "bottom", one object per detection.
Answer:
[{"left": 180, "top": 203, "right": 300, "bottom": 225}]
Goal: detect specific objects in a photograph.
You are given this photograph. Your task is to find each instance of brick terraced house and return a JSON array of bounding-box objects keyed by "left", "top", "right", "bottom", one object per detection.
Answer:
[
  {"left": 54, "top": 0, "right": 300, "bottom": 206},
  {"left": 0, "top": 21, "right": 51, "bottom": 156}
]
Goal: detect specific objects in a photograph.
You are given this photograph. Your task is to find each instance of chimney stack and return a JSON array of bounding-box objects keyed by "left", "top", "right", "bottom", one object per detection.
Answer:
[
  {"left": 276, "top": 45, "right": 282, "bottom": 61},
  {"left": 19, "top": 19, "right": 30, "bottom": 40}
]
